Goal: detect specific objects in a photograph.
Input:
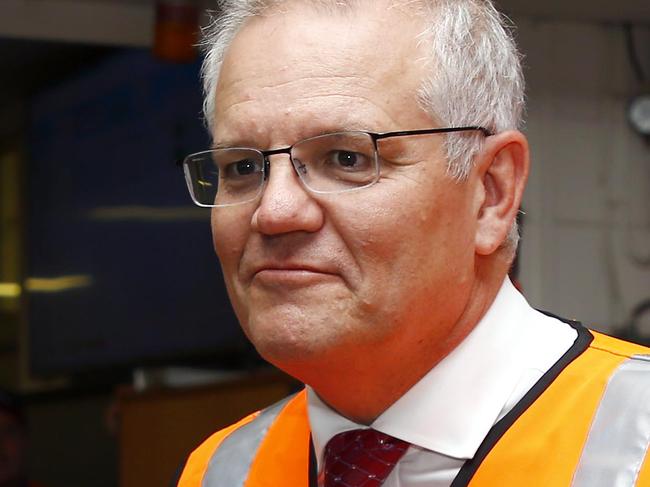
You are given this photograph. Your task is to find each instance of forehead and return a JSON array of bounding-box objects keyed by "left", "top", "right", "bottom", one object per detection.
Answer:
[{"left": 213, "top": 2, "right": 432, "bottom": 145}]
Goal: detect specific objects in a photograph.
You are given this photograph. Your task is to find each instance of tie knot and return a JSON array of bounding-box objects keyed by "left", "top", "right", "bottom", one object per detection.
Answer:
[{"left": 322, "top": 429, "right": 410, "bottom": 487}]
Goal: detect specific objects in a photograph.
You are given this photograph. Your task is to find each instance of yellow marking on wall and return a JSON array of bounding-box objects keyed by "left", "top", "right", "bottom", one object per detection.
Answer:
[
  {"left": 0, "top": 283, "right": 21, "bottom": 298},
  {"left": 25, "top": 275, "right": 94, "bottom": 293}
]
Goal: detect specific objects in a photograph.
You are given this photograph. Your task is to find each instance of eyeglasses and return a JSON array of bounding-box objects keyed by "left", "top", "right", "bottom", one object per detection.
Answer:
[{"left": 180, "top": 126, "right": 491, "bottom": 207}]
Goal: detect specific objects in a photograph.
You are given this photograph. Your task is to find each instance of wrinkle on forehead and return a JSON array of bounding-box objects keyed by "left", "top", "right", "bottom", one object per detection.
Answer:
[
  {"left": 216, "top": 94, "right": 405, "bottom": 149},
  {"left": 218, "top": 74, "right": 375, "bottom": 111},
  {"left": 225, "top": 73, "right": 372, "bottom": 95}
]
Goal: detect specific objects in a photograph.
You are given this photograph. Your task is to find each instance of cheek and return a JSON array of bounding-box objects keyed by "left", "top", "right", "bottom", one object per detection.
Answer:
[
  {"left": 211, "top": 209, "right": 247, "bottom": 270},
  {"left": 211, "top": 209, "right": 253, "bottom": 324},
  {"left": 342, "top": 187, "right": 443, "bottom": 261},
  {"left": 344, "top": 183, "right": 474, "bottom": 292}
]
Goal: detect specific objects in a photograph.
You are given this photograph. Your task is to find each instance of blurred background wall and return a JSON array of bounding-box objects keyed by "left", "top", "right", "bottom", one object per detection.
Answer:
[{"left": 0, "top": 1, "right": 648, "bottom": 486}]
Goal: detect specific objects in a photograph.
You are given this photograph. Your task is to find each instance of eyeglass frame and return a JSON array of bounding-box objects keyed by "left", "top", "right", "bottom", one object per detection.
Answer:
[{"left": 179, "top": 125, "right": 493, "bottom": 208}]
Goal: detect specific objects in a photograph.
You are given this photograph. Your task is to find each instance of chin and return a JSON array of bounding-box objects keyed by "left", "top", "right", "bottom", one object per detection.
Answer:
[
  {"left": 249, "top": 328, "right": 321, "bottom": 364},
  {"left": 244, "top": 312, "right": 341, "bottom": 369}
]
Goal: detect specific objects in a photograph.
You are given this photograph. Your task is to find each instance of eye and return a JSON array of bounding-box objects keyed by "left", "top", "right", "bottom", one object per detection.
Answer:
[
  {"left": 224, "top": 158, "right": 262, "bottom": 178},
  {"left": 329, "top": 150, "right": 370, "bottom": 171},
  {"left": 336, "top": 151, "right": 359, "bottom": 167}
]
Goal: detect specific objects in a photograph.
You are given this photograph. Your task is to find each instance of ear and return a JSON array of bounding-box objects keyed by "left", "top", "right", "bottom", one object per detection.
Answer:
[{"left": 473, "top": 130, "right": 529, "bottom": 256}]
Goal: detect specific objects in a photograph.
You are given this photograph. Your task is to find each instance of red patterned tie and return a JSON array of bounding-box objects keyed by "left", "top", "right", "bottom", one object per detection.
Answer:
[{"left": 322, "top": 429, "right": 410, "bottom": 487}]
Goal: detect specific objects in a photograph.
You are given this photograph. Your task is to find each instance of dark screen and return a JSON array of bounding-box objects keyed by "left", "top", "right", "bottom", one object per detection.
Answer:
[{"left": 27, "top": 50, "right": 250, "bottom": 375}]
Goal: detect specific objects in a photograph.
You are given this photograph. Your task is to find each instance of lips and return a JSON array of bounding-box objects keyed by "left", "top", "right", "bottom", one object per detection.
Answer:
[
  {"left": 247, "top": 261, "right": 340, "bottom": 286},
  {"left": 252, "top": 263, "right": 337, "bottom": 277}
]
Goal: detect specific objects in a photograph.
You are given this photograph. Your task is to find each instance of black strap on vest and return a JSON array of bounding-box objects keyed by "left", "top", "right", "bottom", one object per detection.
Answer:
[
  {"left": 309, "top": 434, "right": 318, "bottom": 487},
  {"left": 450, "top": 318, "right": 593, "bottom": 486}
]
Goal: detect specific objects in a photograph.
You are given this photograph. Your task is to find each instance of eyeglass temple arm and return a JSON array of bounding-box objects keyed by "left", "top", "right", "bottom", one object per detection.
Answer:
[{"left": 373, "top": 126, "right": 493, "bottom": 140}]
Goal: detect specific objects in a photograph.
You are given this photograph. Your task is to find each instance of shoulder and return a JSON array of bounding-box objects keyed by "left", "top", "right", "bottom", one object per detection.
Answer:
[
  {"left": 586, "top": 329, "right": 650, "bottom": 378},
  {"left": 575, "top": 328, "right": 650, "bottom": 409},
  {"left": 175, "top": 410, "right": 261, "bottom": 487},
  {"left": 570, "top": 330, "right": 650, "bottom": 485},
  {"left": 563, "top": 327, "right": 650, "bottom": 388},
  {"left": 586, "top": 329, "right": 650, "bottom": 399},
  {"left": 588, "top": 328, "right": 650, "bottom": 358},
  {"left": 521, "top": 323, "right": 650, "bottom": 415}
]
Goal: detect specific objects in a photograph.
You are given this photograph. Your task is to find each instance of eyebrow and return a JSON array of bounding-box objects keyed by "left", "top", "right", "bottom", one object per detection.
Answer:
[{"left": 211, "top": 141, "right": 236, "bottom": 150}]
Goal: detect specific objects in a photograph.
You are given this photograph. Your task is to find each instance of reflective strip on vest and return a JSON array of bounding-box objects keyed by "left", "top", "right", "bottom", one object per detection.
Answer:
[
  {"left": 202, "top": 395, "right": 294, "bottom": 487},
  {"left": 572, "top": 354, "right": 650, "bottom": 487}
]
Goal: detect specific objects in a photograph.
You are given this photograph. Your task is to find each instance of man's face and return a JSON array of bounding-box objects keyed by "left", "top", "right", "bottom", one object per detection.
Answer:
[{"left": 211, "top": 4, "right": 481, "bottom": 376}]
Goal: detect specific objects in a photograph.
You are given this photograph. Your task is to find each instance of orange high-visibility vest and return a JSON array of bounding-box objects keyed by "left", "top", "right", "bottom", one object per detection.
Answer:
[{"left": 177, "top": 325, "right": 650, "bottom": 487}]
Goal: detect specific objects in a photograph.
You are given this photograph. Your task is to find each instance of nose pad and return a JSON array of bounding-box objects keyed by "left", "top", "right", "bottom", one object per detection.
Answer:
[
  {"left": 263, "top": 158, "right": 270, "bottom": 180},
  {"left": 293, "top": 158, "right": 308, "bottom": 176}
]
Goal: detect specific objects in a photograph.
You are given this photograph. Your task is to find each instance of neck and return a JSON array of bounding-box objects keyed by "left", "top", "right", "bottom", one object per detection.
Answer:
[{"left": 299, "top": 255, "right": 511, "bottom": 424}]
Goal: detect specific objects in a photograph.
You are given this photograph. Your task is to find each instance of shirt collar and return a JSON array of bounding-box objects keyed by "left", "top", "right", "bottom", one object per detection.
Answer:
[{"left": 307, "top": 277, "right": 534, "bottom": 463}]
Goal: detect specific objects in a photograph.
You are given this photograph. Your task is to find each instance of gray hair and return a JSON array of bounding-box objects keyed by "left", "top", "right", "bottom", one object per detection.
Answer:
[{"left": 200, "top": 0, "right": 525, "bottom": 251}]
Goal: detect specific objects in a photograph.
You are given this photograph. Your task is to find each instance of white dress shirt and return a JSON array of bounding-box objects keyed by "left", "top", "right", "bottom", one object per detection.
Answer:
[{"left": 307, "top": 278, "right": 578, "bottom": 486}]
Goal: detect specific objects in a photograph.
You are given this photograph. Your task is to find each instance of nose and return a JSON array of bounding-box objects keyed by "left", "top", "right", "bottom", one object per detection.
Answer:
[{"left": 250, "top": 155, "right": 324, "bottom": 235}]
